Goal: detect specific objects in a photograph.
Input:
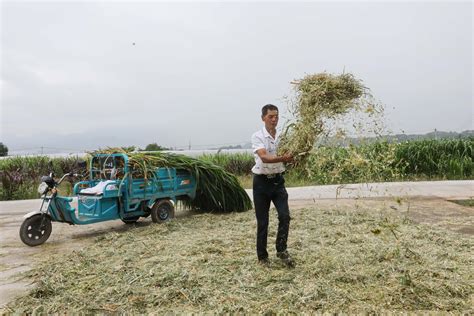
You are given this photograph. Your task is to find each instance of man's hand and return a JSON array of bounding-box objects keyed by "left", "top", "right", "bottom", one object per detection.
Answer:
[
  {"left": 256, "top": 148, "right": 294, "bottom": 164},
  {"left": 280, "top": 153, "right": 293, "bottom": 163}
]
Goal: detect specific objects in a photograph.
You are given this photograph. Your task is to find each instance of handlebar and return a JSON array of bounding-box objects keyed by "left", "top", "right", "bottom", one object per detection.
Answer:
[{"left": 56, "top": 172, "right": 80, "bottom": 186}]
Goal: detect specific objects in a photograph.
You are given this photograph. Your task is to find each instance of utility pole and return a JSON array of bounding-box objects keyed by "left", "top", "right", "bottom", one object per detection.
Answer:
[{"left": 188, "top": 141, "right": 191, "bottom": 150}]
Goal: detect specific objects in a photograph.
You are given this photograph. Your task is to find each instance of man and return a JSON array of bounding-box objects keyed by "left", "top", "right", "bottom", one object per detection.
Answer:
[{"left": 251, "top": 104, "right": 295, "bottom": 267}]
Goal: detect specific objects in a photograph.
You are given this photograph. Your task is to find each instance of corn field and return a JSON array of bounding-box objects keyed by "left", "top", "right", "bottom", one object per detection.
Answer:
[
  {"left": 0, "top": 138, "right": 472, "bottom": 201},
  {"left": 303, "top": 138, "right": 472, "bottom": 183},
  {"left": 394, "top": 138, "right": 473, "bottom": 178}
]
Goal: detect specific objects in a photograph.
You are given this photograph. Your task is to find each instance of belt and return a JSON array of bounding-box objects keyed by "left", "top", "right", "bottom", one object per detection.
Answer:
[{"left": 254, "top": 173, "right": 283, "bottom": 179}]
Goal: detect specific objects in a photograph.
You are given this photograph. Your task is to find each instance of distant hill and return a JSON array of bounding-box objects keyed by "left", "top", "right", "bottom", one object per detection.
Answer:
[
  {"left": 321, "top": 130, "right": 474, "bottom": 146},
  {"left": 210, "top": 144, "right": 244, "bottom": 150},
  {"left": 389, "top": 130, "right": 473, "bottom": 142}
]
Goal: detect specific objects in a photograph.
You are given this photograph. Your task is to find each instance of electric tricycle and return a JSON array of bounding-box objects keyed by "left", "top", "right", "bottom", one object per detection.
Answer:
[{"left": 19, "top": 153, "right": 197, "bottom": 246}]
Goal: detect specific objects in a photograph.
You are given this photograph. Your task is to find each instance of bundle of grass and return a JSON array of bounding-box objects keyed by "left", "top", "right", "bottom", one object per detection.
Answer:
[
  {"left": 278, "top": 73, "right": 366, "bottom": 163},
  {"left": 92, "top": 148, "right": 252, "bottom": 212}
]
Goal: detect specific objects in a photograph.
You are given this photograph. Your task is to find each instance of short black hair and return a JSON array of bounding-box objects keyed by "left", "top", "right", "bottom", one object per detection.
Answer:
[{"left": 261, "top": 104, "right": 279, "bottom": 117}]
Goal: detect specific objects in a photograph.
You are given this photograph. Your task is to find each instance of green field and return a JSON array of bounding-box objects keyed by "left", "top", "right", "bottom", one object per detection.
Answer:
[{"left": 1, "top": 138, "right": 472, "bottom": 200}]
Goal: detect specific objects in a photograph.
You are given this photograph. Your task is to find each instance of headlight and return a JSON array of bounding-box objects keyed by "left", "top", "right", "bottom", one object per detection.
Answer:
[{"left": 38, "top": 182, "right": 49, "bottom": 195}]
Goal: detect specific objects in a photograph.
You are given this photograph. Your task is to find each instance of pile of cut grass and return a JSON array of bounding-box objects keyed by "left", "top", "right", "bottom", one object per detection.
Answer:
[{"left": 7, "top": 206, "right": 473, "bottom": 313}]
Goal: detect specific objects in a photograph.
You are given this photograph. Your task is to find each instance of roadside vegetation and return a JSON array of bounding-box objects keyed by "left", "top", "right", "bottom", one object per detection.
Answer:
[
  {"left": 0, "top": 138, "right": 472, "bottom": 200},
  {"left": 0, "top": 156, "right": 84, "bottom": 200}
]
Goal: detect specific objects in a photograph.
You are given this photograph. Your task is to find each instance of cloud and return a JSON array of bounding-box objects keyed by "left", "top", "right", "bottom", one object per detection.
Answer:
[{"left": 1, "top": 1, "right": 472, "bottom": 153}]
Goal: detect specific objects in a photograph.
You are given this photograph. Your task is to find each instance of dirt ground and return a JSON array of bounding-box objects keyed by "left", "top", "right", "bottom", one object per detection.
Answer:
[{"left": 0, "top": 196, "right": 472, "bottom": 309}]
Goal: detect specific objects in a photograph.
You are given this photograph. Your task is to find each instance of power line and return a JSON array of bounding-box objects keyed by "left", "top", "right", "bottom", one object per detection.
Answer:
[
  {"left": 10, "top": 146, "right": 88, "bottom": 151},
  {"left": 9, "top": 140, "right": 252, "bottom": 153},
  {"left": 172, "top": 139, "right": 250, "bottom": 150}
]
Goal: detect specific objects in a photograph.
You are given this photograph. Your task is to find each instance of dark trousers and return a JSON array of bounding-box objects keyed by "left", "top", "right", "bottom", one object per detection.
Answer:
[{"left": 253, "top": 173, "right": 291, "bottom": 260}]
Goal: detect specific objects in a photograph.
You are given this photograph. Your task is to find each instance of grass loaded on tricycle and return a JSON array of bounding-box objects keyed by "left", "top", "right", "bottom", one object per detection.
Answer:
[{"left": 19, "top": 153, "right": 197, "bottom": 246}]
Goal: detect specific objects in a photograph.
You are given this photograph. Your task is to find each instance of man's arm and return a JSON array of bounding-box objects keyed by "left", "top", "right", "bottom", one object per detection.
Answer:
[{"left": 256, "top": 148, "right": 293, "bottom": 163}]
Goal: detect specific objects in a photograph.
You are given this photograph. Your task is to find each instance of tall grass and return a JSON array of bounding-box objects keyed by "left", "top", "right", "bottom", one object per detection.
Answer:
[
  {"left": 301, "top": 138, "right": 472, "bottom": 184},
  {"left": 0, "top": 156, "right": 85, "bottom": 200},
  {"left": 395, "top": 138, "right": 473, "bottom": 179},
  {"left": 303, "top": 141, "right": 400, "bottom": 184}
]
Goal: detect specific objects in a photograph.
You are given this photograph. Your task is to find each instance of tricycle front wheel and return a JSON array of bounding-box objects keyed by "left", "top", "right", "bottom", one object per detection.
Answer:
[
  {"left": 19, "top": 214, "right": 52, "bottom": 246},
  {"left": 151, "top": 200, "right": 175, "bottom": 223}
]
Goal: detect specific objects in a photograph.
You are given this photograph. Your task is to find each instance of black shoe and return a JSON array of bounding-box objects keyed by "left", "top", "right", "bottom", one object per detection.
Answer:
[
  {"left": 258, "top": 258, "right": 270, "bottom": 267},
  {"left": 277, "top": 250, "right": 295, "bottom": 268}
]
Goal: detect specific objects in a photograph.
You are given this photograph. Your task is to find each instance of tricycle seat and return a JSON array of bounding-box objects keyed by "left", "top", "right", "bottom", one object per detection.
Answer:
[
  {"left": 77, "top": 192, "right": 103, "bottom": 197},
  {"left": 79, "top": 180, "right": 117, "bottom": 195}
]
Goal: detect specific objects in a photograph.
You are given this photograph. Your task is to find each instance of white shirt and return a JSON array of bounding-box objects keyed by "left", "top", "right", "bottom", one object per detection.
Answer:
[{"left": 251, "top": 127, "right": 286, "bottom": 175}]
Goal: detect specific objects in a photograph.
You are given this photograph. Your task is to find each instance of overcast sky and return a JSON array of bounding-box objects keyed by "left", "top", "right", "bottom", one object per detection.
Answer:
[{"left": 1, "top": 1, "right": 472, "bottom": 153}]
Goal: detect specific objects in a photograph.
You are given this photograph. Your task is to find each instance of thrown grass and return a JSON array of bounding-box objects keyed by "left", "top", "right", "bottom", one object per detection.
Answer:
[
  {"left": 278, "top": 72, "right": 366, "bottom": 163},
  {"left": 7, "top": 206, "right": 473, "bottom": 313}
]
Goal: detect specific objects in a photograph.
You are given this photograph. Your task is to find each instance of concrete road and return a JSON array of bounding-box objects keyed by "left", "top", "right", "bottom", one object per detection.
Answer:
[{"left": 246, "top": 180, "right": 473, "bottom": 200}]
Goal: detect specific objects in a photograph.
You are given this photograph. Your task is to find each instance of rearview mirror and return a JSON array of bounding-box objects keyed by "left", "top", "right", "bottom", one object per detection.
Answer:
[
  {"left": 41, "top": 175, "right": 55, "bottom": 188},
  {"left": 76, "top": 160, "right": 87, "bottom": 169}
]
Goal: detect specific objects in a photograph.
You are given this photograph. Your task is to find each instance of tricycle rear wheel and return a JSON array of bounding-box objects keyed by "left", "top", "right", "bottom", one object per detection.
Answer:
[
  {"left": 151, "top": 200, "right": 175, "bottom": 223},
  {"left": 19, "top": 214, "right": 52, "bottom": 247}
]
